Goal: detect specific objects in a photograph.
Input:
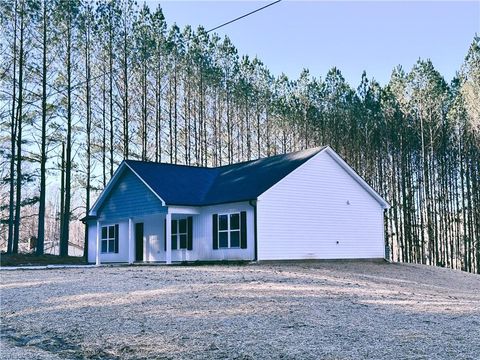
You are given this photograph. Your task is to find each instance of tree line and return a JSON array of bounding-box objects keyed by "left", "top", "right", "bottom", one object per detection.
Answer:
[{"left": 1, "top": 0, "right": 479, "bottom": 273}]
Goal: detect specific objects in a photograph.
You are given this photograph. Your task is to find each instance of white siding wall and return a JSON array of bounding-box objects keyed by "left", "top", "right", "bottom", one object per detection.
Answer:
[
  {"left": 145, "top": 202, "right": 255, "bottom": 262},
  {"left": 192, "top": 202, "right": 255, "bottom": 261},
  {"left": 88, "top": 202, "right": 255, "bottom": 262},
  {"left": 87, "top": 221, "right": 129, "bottom": 263},
  {"left": 257, "top": 150, "right": 385, "bottom": 260}
]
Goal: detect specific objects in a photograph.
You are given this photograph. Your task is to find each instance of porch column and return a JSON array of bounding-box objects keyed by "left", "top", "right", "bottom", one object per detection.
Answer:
[
  {"left": 165, "top": 212, "right": 172, "bottom": 264},
  {"left": 96, "top": 221, "right": 101, "bottom": 266},
  {"left": 128, "top": 218, "right": 134, "bottom": 264}
]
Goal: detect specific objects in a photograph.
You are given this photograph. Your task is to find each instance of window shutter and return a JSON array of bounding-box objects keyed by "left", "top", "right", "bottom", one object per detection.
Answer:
[
  {"left": 240, "top": 211, "right": 247, "bottom": 249},
  {"left": 114, "top": 224, "right": 119, "bottom": 253},
  {"left": 164, "top": 218, "right": 166, "bottom": 251},
  {"left": 212, "top": 214, "right": 218, "bottom": 249},
  {"left": 187, "top": 216, "right": 193, "bottom": 250}
]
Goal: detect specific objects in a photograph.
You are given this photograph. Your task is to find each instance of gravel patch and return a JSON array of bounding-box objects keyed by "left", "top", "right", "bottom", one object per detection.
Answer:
[{"left": 1, "top": 262, "right": 479, "bottom": 359}]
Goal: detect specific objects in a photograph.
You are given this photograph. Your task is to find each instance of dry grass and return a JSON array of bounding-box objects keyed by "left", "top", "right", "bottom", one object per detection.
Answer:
[
  {"left": 1, "top": 262, "right": 479, "bottom": 359},
  {"left": 0, "top": 253, "right": 85, "bottom": 267}
]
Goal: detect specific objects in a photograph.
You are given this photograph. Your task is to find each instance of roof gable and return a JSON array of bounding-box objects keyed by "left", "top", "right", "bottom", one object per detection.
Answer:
[
  {"left": 123, "top": 161, "right": 216, "bottom": 206},
  {"left": 97, "top": 168, "right": 166, "bottom": 221},
  {"left": 89, "top": 162, "right": 166, "bottom": 217},
  {"left": 322, "top": 148, "right": 389, "bottom": 208},
  {"left": 256, "top": 147, "right": 390, "bottom": 209}
]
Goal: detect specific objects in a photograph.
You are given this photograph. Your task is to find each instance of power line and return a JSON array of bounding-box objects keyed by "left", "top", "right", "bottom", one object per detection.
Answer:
[{"left": 206, "top": 0, "right": 282, "bottom": 33}]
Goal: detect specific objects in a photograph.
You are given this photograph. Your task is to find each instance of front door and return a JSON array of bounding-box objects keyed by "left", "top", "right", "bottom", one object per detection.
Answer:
[{"left": 135, "top": 223, "right": 144, "bottom": 261}]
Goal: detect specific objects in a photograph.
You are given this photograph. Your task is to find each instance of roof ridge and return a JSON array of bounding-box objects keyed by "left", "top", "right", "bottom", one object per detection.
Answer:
[
  {"left": 124, "top": 146, "right": 326, "bottom": 170},
  {"left": 125, "top": 159, "right": 215, "bottom": 170},
  {"left": 215, "top": 146, "right": 327, "bottom": 169}
]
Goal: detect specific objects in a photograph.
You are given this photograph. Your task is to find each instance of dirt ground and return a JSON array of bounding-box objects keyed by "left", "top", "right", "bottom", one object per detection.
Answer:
[{"left": 1, "top": 262, "right": 479, "bottom": 360}]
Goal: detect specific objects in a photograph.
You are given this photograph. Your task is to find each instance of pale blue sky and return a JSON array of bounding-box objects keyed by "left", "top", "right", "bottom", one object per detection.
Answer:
[{"left": 151, "top": 1, "right": 480, "bottom": 86}]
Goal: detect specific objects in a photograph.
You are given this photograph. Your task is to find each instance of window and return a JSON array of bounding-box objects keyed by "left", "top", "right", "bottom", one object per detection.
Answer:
[
  {"left": 217, "top": 213, "right": 241, "bottom": 249},
  {"left": 212, "top": 212, "right": 246, "bottom": 250},
  {"left": 164, "top": 217, "right": 193, "bottom": 251},
  {"left": 171, "top": 218, "right": 188, "bottom": 250},
  {"left": 101, "top": 224, "right": 118, "bottom": 253}
]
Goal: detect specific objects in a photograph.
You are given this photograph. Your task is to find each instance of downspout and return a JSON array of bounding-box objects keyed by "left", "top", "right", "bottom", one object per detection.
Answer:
[
  {"left": 383, "top": 208, "right": 390, "bottom": 263},
  {"left": 81, "top": 215, "right": 97, "bottom": 264},
  {"left": 249, "top": 199, "right": 258, "bottom": 261}
]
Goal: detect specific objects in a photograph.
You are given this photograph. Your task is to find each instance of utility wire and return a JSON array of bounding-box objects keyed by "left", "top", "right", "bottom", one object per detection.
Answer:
[{"left": 206, "top": 0, "right": 282, "bottom": 33}]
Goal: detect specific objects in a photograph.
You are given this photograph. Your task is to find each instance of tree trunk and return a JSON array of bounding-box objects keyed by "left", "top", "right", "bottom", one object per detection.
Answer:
[
  {"left": 83, "top": 9, "right": 92, "bottom": 260},
  {"left": 37, "top": 0, "right": 48, "bottom": 255},
  {"left": 7, "top": 0, "right": 18, "bottom": 254},
  {"left": 123, "top": 30, "right": 129, "bottom": 159},
  {"left": 102, "top": 57, "right": 107, "bottom": 187},
  {"left": 59, "top": 142, "right": 65, "bottom": 255},
  {"left": 60, "top": 12, "right": 73, "bottom": 257},
  {"left": 109, "top": 13, "right": 114, "bottom": 178},
  {"left": 13, "top": 0, "right": 26, "bottom": 254}
]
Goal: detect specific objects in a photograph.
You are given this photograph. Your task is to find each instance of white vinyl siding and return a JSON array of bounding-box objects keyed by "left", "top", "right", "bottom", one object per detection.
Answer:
[
  {"left": 144, "top": 202, "right": 254, "bottom": 262},
  {"left": 196, "top": 203, "right": 254, "bottom": 261},
  {"left": 87, "top": 221, "right": 129, "bottom": 263},
  {"left": 256, "top": 150, "right": 385, "bottom": 260}
]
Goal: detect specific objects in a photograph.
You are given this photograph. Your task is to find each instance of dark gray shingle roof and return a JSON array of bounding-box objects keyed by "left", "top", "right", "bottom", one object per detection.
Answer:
[{"left": 125, "top": 146, "right": 326, "bottom": 206}]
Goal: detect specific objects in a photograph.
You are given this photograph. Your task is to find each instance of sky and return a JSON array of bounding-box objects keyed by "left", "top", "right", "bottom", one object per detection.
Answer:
[{"left": 147, "top": 0, "right": 480, "bottom": 87}]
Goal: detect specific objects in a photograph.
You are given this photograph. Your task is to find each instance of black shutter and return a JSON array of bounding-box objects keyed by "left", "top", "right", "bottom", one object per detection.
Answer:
[
  {"left": 187, "top": 216, "right": 193, "bottom": 250},
  {"left": 164, "top": 218, "right": 166, "bottom": 251},
  {"left": 114, "top": 224, "right": 119, "bottom": 253},
  {"left": 212, "top": 214, "right": 218, "bottom": 249},
  {"left": 240, "top": 211, "right": 247, "bottom": 249}
]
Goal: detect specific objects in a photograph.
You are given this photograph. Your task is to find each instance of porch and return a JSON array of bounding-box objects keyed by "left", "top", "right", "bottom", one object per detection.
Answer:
[{"left": 94, "top": 206, "right": 200, "bottom": 265}]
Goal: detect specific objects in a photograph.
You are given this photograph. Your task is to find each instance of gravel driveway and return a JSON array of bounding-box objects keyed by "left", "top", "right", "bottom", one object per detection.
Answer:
[{"left": 1, "top": 262, "right": 479, "bottom": 359}]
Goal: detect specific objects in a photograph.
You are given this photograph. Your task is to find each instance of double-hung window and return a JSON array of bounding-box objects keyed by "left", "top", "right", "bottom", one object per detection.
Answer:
[
  {"left": 171, "top": 219, "right": 188, "bottom": 250},
  {"left": 166, "top": 217, "right": 192, "bottom": 251},
  {"left": 101, "top": 224, "right": 119, "bottom": 253},
  {"left": 217, "top": 213, "right": 241, "bottom": 248}
]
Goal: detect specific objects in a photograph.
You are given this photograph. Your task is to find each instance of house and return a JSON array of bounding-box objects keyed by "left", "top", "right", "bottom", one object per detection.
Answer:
[{"left": 85, "top": 146, "right": 390, "bottom": 264}]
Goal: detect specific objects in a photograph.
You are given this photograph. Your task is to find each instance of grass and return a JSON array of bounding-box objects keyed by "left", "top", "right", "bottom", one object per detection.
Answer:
[{"left": 0, "top": 253, "right": 86, "bottom": 267}]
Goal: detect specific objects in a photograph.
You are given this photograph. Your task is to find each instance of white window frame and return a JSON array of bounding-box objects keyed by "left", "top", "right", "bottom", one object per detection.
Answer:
[
  {"left": 171, "top": 218, "right": 188, "bottom": 250},
  {"left": 217, "top": 212, "right": 241, "bottom": 249},
  {"left": 101, "top": 224, "right": 117, "bottom": 254}
]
